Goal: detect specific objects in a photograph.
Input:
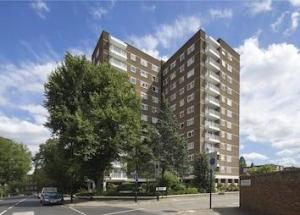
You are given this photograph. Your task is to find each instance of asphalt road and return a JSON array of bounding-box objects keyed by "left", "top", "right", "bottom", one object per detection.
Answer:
[
  {"left": 0, "top": 193, "right": 244, "bottom": 215},
  {"left": 0, "top": 197, "right": 155, "bottom": 215}
]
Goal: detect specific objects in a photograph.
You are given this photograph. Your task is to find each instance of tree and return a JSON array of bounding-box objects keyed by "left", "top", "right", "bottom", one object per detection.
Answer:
[
  {"left": 248, "top": 164, "right": 277, "bottom": 176},
  {"left": 154, "top": 102, "right": 188, "bottom": 181},
  {"left": 0, "top": 137, "right": 32, "bottom": 194},
  {"left": 193, "top": 153, "right": 210, "bottom": 192},
  {"left": 239, "top": 156, "right": 247, "bottom": 174},
  {"left": 44, "top": 54, "right": 141, "bottom": 190}
]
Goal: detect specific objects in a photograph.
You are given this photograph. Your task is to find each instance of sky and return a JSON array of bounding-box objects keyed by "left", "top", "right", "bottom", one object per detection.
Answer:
[{"left": 0, "top": 0, "right": 300, "bottom": 167}]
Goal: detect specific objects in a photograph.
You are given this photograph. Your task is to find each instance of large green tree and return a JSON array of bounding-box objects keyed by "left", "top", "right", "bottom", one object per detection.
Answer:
[
  {"left": 154, "top": 102, "right": 188, "bottom": 180},
  {"left": 44, "top": 54, "right": 141, "bottom": 190},
  {"left": 193, "top": 153, "right": 210, "bottom": 192},
  {"left": 0, "top": 137, "right": 32, "bottom": 193}
]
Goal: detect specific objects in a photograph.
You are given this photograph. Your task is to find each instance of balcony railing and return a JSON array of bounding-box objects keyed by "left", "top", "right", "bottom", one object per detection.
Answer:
[
  {"left": 206, "top": 71, "right": 220, "bottom": 83},
  {"left": 206, "top": 83, "right": 220, "bottom": 95},
  {"left": 205, "top": 108, "right": 220, "bottom": 119},
  {"left": 109, "top": 35, "right": 127, "bottom": 48},
  {"left": 109, "top": 57, "right": 127, "bottom": 72},
  {"left": 206, "top": 46, "right": 220, "bottom": 59},
  {"left": 205, "top": 95, "right": 220, "bottom": 107},
  {"left": 109, "top": 45, "right": 127, "bottom": 60},
  {"left": 206, "top": 57, "right": 220, "bottom": 71},
  {"left": 205, "top": 120, "right": 220, "bottom": 131},
  {"left": 206, "top": 36, "right": 220, "bottom": 48},
  {"left": 205, "top": 133, "right": 220, "bottom": 143}
]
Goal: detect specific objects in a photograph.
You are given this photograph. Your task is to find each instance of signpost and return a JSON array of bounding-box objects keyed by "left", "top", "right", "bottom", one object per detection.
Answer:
[{"left": 207, "top": 152, "right": 217, "bottom": 209}]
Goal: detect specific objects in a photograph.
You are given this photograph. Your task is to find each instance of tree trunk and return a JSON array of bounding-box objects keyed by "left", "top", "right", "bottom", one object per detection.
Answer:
[{"left": 96, "top": 170, "right": 104, "bottom": 193}]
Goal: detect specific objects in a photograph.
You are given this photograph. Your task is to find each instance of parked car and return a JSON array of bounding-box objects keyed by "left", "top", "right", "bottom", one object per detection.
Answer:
[{"left": 40, "top": 187, "right": 63, "bottom": 205}]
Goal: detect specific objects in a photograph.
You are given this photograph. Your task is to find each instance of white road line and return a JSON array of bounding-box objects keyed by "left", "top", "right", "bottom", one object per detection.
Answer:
[
  {"left": 12, "top": 212, "right": 34, "bottom": 215},
  {"left": 67, "top": 206, "right": 87, "bottom": 215},
  {"left": 101, "top": 208, "right": 144, "bottom": 215},
  {"left": 0, "top": 198, "right": 27, "bottom": 215}
]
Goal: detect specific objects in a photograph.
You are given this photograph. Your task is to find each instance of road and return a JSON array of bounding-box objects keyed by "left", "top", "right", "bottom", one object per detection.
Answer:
[{"left": 0, "top": 193, "right": 246, "bottom": 215}]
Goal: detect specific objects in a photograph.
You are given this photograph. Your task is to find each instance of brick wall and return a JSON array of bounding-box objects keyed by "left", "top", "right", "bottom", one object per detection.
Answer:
[{"left": 240, "top": 170, "right": 300, "bottom": 215}]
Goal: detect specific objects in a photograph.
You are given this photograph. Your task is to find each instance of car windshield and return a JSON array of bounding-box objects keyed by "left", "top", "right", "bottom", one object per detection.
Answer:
[{"left": 44, "top": 192, "right": 59, "bottom": 199}]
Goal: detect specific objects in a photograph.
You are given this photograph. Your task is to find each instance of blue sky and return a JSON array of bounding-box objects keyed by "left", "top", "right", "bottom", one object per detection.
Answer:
[{"left": 1, "top": 0, "right": 300, "bottom": 167}]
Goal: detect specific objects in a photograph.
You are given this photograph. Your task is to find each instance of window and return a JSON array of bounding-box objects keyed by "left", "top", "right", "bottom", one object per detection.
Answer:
[
  {"left": 141, "top": 92, "right": 148, "bottom": 100},
  {"left": 170, "top": 104, "right": 176, "bottom": 111},
  {"left": 187, "top": 93, "right": 194, "bottom": 103},
  {"left": 179, "top": 76, "right": 185, "bottom": 84},
  {"left": 187, "top": 44, "right": 195, "bottom": 55},
  {"left": 220, "top": 154, "right": 225, "bottom": 161},
  {"left": 221, "top": 120, "right": 225, "bottom": 126},
  {"left": 180, "top": 110, "right": 184, "bottom": 118},
  {"left": 227, "top": 64, "right": 232, "bottom": 72},
  {"left": 221, "top": 107, "right": 225, "bottom": 115},
  {"left": 227, "top": 122, "right": 232, "bottom": 129},
  {"left": 170, "top": 93, "right": 176, "bottom": 101},
  {"left": 221, "top": 84, "right": 226, "bottom": 91},
  {"left": 221, "top": 60, "right": 226, "bottom": 67},
  {"left": 163, "top": 68, "right": 168, "bottom": 76},
  {"left": 221, "top": 48, "right": 226, "bottom": 56},
  {"left": 163, "top": 78, "right": 168, "bottom": 86},
  {"left": 180, "top": 53, "right": 185, "bottom": 61},
  {"left": 188, "top": 154, "right": 194, "bottom": 161},
  {"left": 227, "top": 98, "right": 232, "bottom": 106},
  {"left": 187, "top": 56, "right": 195, "bottom": 67},
  {"left": 187, "top": 105, "right": 194, "bottom": 114},
  {"left": 227, "top": 155, "right": 232, "bottom": 163},
  {"left": 152, "top": 86, "right": 158, "bottom": 93},
  {"left": 187, "top": 142, "right": 194, "bottom": 150},
  {"left": 140, "top": 81, "right": 149, "bottom": 89},
  {"left": 180, "top": 65, "right": 185, "bottom": 73},
  {"left": 130, "top": 65, "right": 136, "bottom": 73},
  {"left": 130, "top": 53, "right": 136, "bottom": 61},
  {"left": 141, "top": 70, "right": 148, "bottom": 78},
  {"left": 129, "top": 76, "right": 136, "bottom": 84},
  {"left": 222, "top": 72, "right": 226, "bottom": 79},
  {"left": 222, "top": 96, "right": 226, "bottom": 103},
  {"left": 187, "top": 81, "right": 195, "bottom": 90},
  {"left": 227, "top": 144, "right": 232, "bottom": 151},
  {"left": 152, "top": 96, "right": 159, "bottom": 103},
  {"left": 187, "top": 130, "right": 194, "bottom": 138},
  {"left": 141, "top": 114, "right": 148, "bottom": 121},
  {"left": 164, "top": 87, "right": 169, "bottom": 95},
  {"left": 227, "top": 87, "right": 232, "bottom": 95},
  {"left": 179, "top": 87, "right": 185, "bottom": 95},
  {"left": 180, "top": 122, "right": 184, "bottom": 129},
  {"left": 187, "top": 69, "right": 195, "bottom": 78},
  {"left": 187, "top": 118, "right": 194, "bottom": 126},
  {"left": 180, "top": 99, "right": 184, "bottom": 107},
  {"left": 170, "top": 61, "right": 176, "bottom": 69},
  {"left": 227, "top": 110, "right": 232, "bottom": 118},
  {"left": 221, "top": 131, "right": 225, "bottom": 138},
  {"left": 141, "top": 58, "right": 148, "bottom": 67},
  {"left": 152, "top": 64, "right": 159, "bottom": 72},
  {"left": 152, "top": 117, "right": 158, "bottom": 124},
  {"left": 228, "top": 53, "right": 233, "bottom": 61},
  {"left": 227, "top": 133, "right": 232, "bottom": 140},
  {"left": 141, "top": 103, "right": 148, "bottom": 111},
  {"left": 152, "top": 75, "right": 158, "bottom": 82},
  {"left": 170, "top": 82, "right": 177, "bottom": 91},
  {"left": 170, "top": 72, "right": 176, "bottom": 80},
  {"left": 228, "top": 76, "right": 232, "bottom": 84},
  {"left": 152, "top": 107, "right": 158, "bottom": 113}
]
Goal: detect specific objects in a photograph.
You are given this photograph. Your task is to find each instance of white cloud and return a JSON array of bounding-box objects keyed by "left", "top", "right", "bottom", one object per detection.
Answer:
[
  {"left": 129, "top": 15, "right": 201, "bottom": 58},
  {"left": 242, "top": 152, "right": 269, "bottom": 162},
  {"left": 238, "top": 36, "right": 300, "bottom": 166},
  {"left": 285, "top": 11, "right": 300, "bottom": 35},
  {"left": 0, "top": 113, "right": 50, "bottom": 153},
  {"left": 209, "top": 8, "right": 233, "bottom": 19},
  {"left": 20, "top": 104, "right": 48, "bottom": 125},
  {"left": 90, "top": 0, "right": 116, "bottom": 20},
  {"left": 31, "top": 0, "right": 50, "bottom": 19},
  {"left": 271, "top": 11, "right": 289, "bottom": 32},
  {"left": 289, "top": 0, "right": 300, "bottom": 7},
  {"left": 247, "top": 0, "right": 272, "bottom": 14}
]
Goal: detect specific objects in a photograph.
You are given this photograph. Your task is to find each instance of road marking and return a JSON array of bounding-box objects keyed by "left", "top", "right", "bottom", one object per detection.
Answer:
[
  {"left": 67, "top": 206, "right": 87, "bottom": 215},
  {"left": 101, "top": 208, "right": 144, "bottom": 215},
  {"left": 0, "top": 198, "right": 27, "bottom": 215},
  {"left": 12, "top": 212, "right": 34, "bottom": 215}
]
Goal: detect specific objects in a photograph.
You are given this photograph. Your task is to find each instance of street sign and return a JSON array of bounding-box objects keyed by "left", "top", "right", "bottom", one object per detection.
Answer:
[
  {"left": 241, "top": 179, "right": 251, "bottom": 186},
  {"left": 207, "top": 152, "right": 218, "bottom": 171},
  {"left": 156, "top": 187, "right": 167, "bottom": 191}
]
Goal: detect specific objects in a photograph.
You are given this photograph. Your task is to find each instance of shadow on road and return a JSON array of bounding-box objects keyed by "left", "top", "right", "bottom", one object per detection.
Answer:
[{"left": 213, "top": 207, "right": 250, "bottom": 215}]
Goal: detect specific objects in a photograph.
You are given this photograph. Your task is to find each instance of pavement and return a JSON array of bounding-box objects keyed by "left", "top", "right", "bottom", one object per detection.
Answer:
[{"left": 0, "top": 192, "right": 249, "bottom": 215}]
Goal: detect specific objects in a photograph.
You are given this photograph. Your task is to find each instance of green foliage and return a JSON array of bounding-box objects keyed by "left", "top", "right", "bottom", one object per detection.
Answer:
[
  {"left": 160, "top": 171, "right": 180, "bottom": 190},
  {"left": 155, "top": 102, "right": 188, "bottom": 179},
  {"left": 239, "top": 156, "right": 247, "bottom": 174},
  {"left": 0, "top": 137, "right": 32, "bottom": 195},
  {"left": 193, "top": 153, "right": 211, "bottom": 192},
  {"left": 169, "top": 187, "right": 198, "bottom": 195},
  {"left": 247, "top": 164, "right": 277, "bottom": 175},
  {"left": 44, "top": 54, "right": 141, "bottom": 189}
]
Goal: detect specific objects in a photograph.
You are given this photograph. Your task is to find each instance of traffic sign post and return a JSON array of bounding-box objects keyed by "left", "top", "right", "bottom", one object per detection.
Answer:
[{"left": 207, "top": 152, "right": 217, "bottom": 209}]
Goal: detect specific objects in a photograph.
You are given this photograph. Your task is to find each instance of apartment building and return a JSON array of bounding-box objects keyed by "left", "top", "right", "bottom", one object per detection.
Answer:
[{"left": 92, "top": 29, "right": 240, "bottom": 184}]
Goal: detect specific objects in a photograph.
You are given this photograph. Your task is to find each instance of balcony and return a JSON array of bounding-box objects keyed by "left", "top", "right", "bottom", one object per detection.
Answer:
[
  {"left": 109, "top": 35, "right": 127, "bottom": 49},
  {"left": 206, "top": 45, "right": 220, "bottom": 60},
  {"left": 205, "top": 71, "right": 220, "bottom": 84},
  {"left": 205, "top": 120, "right": 220, "bottom": 132},
  {"left": 206, "top": 83, "right": 220, "bottom": 96},
  {"left": 109, "top": 57, "right": 127, "bottom": 72},
  {"left": 205, "top": 133, "right": 220, "bottom": 143},
  {"left": 206, "top": 36, "right": 220, "bottom": 48},
  {"left": 205, "top": 108, "right": 220, "bottom": 120},
  {"left": 206, "top": 57, "right": 220, "bottom": 71},
  {"left": 205, "top": 143, "right": 219, "bottom": 153},
  {"left": 205, "top": 95, "right": 220, "bottom": 107},
  {"left": 109, "top": 45, "right": 127, "bottom": 61}
]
